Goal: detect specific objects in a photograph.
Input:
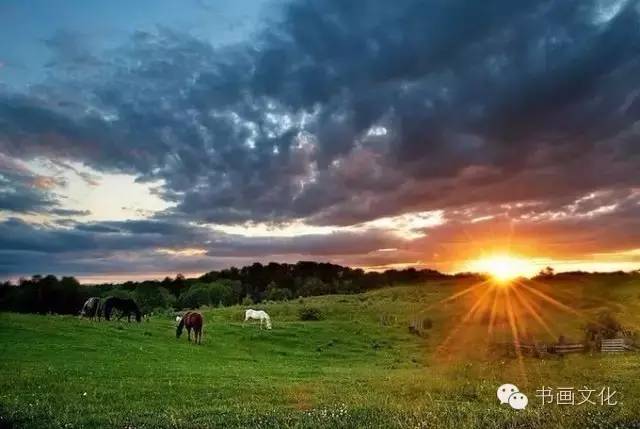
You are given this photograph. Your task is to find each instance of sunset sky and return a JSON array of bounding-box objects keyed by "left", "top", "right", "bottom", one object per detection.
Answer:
[{"left": 1, "top": 0, "right": 639, "bottom": 282}]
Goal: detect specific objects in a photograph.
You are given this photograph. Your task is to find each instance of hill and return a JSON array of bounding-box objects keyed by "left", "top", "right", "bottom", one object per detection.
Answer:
[{"left": 1, "top": 277, "right": 640, "bottom": 428}]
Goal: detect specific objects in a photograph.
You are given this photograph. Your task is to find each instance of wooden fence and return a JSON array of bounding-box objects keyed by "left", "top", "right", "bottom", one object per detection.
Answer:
[
  {"left": 516, "top": 343, "right": 548, "bottom": 355},
  {"left": 493, "top": 334, "right": 637, "bottom": 357},
  {"left": 601, "top": 338, "right": 626, "bottom": 352},
  {"left": 506, "top": 339, "right": 637, "bottom": 356},
  {"left": 552, "top": 343, "right": 584, "bottom": 355}
]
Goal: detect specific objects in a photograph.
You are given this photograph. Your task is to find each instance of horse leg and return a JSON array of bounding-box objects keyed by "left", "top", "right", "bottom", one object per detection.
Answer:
[{"left": 187, "top": 327, "right": 192, "bottom": 342}]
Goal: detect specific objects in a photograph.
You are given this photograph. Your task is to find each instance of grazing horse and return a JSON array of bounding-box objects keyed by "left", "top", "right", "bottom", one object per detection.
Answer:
[
  {"left": 244, "top": 309, "right": 272, "bottom": 329},
  {"left": 102, "top": 296, "right": 142, "bottom": 322},
  {"left": 176, "top": 312, "right": 203, "bottom": 344},
  {"left": 80, "top": 297, "right": 101, "bottom": 320}
]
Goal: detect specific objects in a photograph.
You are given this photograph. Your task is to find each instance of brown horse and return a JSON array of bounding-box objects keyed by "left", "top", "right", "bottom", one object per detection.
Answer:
[{"left": 176, "top": 312, "right": 203, "bottom": 344}]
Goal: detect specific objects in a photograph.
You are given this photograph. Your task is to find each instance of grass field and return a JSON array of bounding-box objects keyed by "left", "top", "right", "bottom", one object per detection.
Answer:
[{"left": 2, "top": 277, "right": 640, "bottom": 428}]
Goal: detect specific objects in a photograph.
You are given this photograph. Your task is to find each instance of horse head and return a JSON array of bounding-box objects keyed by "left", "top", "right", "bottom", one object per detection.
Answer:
[
  {"left": 176, "top": 318, "right": 185, "bottom": 338},
  {"left": 261, "top": 312, "right": 272, "bottom": 329}
]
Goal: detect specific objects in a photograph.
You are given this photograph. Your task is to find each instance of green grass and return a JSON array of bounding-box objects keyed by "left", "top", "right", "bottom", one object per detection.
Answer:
[{"left": 1, "top": 278, "right": 640, "bottom": 428}]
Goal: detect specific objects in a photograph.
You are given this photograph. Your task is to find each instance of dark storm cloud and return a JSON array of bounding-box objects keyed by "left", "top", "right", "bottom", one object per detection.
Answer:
[
  {"left": 0, "top": 154, "right": 73, "bottom": 215},
  {"left": 1, "top": 0, "right": 639, "bottom": 227},
  {"left": 1, "top": 0, "right": 640, "bottom": 278},
  {"left": 0, "top": 216, "right": 405, "bottom": 276},
  {"left": 43, "top": 30, "right": 103, "bottom": 70},
  {"left": 205, "top": 229, "right": 403, "bottom": 258}
]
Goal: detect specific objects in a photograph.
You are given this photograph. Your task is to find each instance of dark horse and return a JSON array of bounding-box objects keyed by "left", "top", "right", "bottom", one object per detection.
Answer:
[
  {"left": 176, "top": 312, "right": 203, "bottom": 344},
  {"left": 102, "top": 296, "right": 142, "bottom": 322},
  {"left": 80, "top": 297, "right": 101, "bottom": 320}
]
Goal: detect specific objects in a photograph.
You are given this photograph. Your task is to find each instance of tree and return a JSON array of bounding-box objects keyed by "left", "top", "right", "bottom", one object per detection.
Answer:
[
  {"left": 298, "top": 277, "right": 331, "bottom": 297},
  {"left": 178, "top": 285, "right": 210, "bottom": 309},
  {"left": 537, "top": 266, "right": 555, "bottom": 278},
  {"left": 134, "top": 285, "right": 175, "bottom": 313},
  {"left": 264, "top": 281, "right": 292, "bottom": 301},
  {"left": 208, "top": 281, "right": 235, "bottom": 306}
]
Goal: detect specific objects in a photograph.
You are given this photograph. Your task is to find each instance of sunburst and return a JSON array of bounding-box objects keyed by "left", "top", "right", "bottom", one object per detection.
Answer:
[{"left": 467, "top": 254, "right": 537, "bottom": 284}]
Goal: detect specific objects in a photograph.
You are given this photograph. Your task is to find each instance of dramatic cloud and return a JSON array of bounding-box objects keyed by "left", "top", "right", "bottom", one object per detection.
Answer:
[{"left": 1, "top": 0, "right": 639, "bottom": 279}]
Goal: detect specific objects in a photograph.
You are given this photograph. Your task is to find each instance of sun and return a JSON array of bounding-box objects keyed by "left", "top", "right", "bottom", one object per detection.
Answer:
[{"left": 468, "top": 254, "right": 535, "bottom": 283}]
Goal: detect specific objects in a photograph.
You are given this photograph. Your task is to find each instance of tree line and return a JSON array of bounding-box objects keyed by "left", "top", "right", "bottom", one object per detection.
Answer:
[{"left": 0, "top": 261, "right": 467, "bottom": 315}]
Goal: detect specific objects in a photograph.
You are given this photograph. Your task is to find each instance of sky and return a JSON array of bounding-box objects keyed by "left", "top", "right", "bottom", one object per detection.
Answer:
[{"left": 1, "top": 0, "right": 640, "bottom": 282}]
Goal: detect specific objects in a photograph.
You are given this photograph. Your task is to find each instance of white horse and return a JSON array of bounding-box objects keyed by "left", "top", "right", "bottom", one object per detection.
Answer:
[{"left": 244, "top": 309, "right": 272, "bottom": 329}]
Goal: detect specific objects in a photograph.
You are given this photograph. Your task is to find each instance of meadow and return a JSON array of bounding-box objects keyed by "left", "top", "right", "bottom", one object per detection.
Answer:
[{"left": 1, "top": 276, "right": 640, "bottom": 428}]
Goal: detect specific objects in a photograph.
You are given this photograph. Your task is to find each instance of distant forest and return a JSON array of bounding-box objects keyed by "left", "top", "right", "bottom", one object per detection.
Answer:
[
  {"left": 2, "top": 262, "right": 637, "bottom": 316},
  {"left": 0, "top": 262, "right": 469, "bottom": 316}
]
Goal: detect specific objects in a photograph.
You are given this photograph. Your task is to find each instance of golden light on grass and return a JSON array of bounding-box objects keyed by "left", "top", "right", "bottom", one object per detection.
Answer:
[{"left": 467, "top": 253, "right": 536, "bottom": 284}]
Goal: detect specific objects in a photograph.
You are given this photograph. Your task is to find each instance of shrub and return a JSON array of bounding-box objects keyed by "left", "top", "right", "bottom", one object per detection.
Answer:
[
  {"left": 298, "top": 306, "right": 323, "bottom": 321},
  {"left": 585, "top": 311, "right": 622, "bottom": 340},
  {"left": 241, "top": 295, "right": 254, "bottom": 306}
]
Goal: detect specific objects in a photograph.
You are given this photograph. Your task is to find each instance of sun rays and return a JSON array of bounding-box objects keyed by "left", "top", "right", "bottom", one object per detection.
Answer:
[{"left": 432, "top": 274, "right": 590, "bottom": 374}]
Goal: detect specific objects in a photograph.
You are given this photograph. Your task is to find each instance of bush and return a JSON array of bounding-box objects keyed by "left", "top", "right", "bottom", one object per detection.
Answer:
[
  {"left": 241, "top": 295, "right": 254, "bottom": 306},
  {"left": 298, "top": 306, "right": 323, "bottom": 321},
  {"left": 585, "top": 311, "right": 622, "bottom": 340}
]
